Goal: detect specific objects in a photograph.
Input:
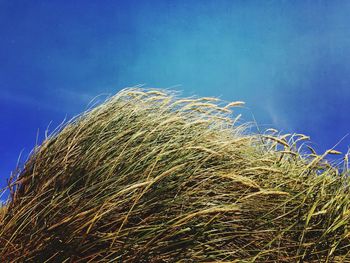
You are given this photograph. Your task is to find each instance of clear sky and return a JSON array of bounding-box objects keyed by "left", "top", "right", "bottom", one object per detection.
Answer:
[{"left": 1, "top": 0, "right": 350, "bottom": 192}]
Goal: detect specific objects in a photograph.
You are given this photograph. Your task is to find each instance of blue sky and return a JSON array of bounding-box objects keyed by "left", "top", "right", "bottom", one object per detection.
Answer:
[{"left": 1, "top": 0, "right": 350, "bottom": 192}]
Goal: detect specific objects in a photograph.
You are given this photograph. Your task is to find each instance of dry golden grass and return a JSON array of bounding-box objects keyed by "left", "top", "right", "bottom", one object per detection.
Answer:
[
  {"left": 0, "top": 87, "right": 349, "bottom": 262},
  {"left": 0, "top": 205, "right": 6, "bottom": 222}
]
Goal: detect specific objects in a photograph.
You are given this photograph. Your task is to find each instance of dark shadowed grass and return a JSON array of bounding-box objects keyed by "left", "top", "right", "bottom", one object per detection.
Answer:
[{"left": 0, "top": 88, "right": 350, "bottom": 262}]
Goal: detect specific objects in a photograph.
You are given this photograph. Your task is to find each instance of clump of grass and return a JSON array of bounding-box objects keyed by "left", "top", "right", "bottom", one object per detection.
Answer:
[{"left": 0, "top": 87, "right": 349, "bottom": 262}]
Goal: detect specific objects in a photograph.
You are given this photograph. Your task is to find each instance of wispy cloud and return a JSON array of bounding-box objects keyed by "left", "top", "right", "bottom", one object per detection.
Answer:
[
  {"left": 263, "top": 101, "right": 291, "bottom": 133},
  {"left": 1, "top": 89, "right": 64, "bottom": 113},
  {"left": 1, "top": 88, "right": 100, "bottom": 114}
]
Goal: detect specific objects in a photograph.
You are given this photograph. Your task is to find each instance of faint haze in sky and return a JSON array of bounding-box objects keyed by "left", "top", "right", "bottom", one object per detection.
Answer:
[{"left": 1, "top": 0, "right": 350, "bottom": 190}]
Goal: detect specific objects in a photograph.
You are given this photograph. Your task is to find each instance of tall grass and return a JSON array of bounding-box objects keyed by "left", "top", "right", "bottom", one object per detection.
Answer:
[{"left": 0, "top": 87, "right": 349, "bottom": 262}]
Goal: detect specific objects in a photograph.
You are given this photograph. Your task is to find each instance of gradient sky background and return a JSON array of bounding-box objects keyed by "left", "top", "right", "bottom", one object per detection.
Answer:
[{"left": 1, "top": 0, "right": 350, "bottom": 195}]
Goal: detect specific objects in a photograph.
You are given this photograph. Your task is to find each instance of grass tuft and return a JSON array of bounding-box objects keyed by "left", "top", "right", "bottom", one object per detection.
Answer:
[{"left": 1, "top": 87, "right": 350, "bottom": 262}]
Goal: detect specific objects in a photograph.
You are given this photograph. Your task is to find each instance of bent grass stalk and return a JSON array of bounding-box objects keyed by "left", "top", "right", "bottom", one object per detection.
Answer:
[{"left": 0, "top": 87, "right": 349, "bottom": 262}]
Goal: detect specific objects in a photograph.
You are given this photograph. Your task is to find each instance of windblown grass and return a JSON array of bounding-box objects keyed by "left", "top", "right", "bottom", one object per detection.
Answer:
[{"left": 1, "top": 87, "right": 350, "bottom": 262}]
